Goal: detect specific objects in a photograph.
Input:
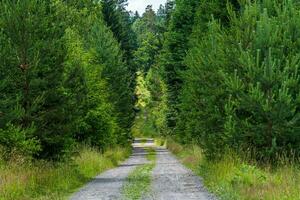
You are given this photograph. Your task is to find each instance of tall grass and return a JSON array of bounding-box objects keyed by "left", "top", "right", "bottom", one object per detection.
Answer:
[
  {"left": 0, "top": 146, "right": 131, "bottom": 200},
  {"left": 167, "top": 140, "right": 300, "bottom": 200}
]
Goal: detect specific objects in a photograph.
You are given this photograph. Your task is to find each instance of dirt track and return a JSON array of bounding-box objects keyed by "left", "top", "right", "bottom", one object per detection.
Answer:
[
  {"left": 70, "top": 139, "right": 216, "bottom": 200},
  {"left": 143, "top": 147, "right": 216, "bottom": 200}
]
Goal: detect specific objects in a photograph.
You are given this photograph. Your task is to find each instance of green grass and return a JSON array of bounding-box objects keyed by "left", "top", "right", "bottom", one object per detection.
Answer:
[
  {"left": 140, "top": 138, "right": 148, "bottom": 145},
  {"left": 145, "top": 148, "right": 156, "bottom": 162},
  {"left": 154, "top": 138, "right": 166, "bottom": 147},
  {"left": 122, "top": 147, "right": 156, "bottom": 200},
  {"left": 0, "top": 146, "right": 131, "bottom": 200},
  {"left": 167, "top": 140, "right": 300, "bottom": 200},
  {"left": 122, "top": 164, "right": 155, "bottom": 200}
]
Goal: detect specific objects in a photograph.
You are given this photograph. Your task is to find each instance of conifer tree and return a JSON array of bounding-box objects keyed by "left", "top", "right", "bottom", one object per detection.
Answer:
[
  {"left": 101, "top": 0, "right": 137, "bottom": 63},
  {"left": 178, "top": 0, "right": 300, "bottom": 160},
  {"left": 159, "top": 0, "right": 200, "bottom": 129},
  {"left": 0, "top": 0, "right": 133, "bottom": 159},
  {"left": 0, "top": 0, "right": 72, "bottom": 159}
]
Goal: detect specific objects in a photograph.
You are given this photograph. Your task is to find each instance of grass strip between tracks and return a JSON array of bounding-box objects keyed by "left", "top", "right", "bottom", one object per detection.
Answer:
[{"left": 122, "top": 147, "right": 156, "bottom": 200}]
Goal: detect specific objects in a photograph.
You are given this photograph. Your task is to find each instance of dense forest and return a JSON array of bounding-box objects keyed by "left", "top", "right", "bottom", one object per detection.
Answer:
[
  {"left": 1, "top": 0, "right": 300, "bottom": 163},
  {"left": 133, "top": 0, "right": 300, "bottom": 163},
  {"left": 0, "top": 0, "right": 137, "bottom": 160},
  {"left": 1, "top": 0, "right": 300, "bottom": 199}
]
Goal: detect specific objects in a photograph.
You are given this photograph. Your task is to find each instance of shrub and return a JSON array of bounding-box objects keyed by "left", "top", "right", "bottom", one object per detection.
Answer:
[{"left": 0, "top": 124, "right": 40, "bottom": 159}]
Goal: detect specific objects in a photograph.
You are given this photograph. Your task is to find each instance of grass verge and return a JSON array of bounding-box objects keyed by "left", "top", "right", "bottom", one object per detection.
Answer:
[
  {"left": 146, "top": 148, "right": 156, "bottom": 162},
  {"left": 0, "top": 145, "right": 131, "bottom": 200},
  {"left": 154, "top": 138, "right": 166, "bottom": 148},
  {"left": 167, "top": 140, "right": 300, "bottom": 200},
  {"left": 122, "top": 147, "right": 156, "bottom": 200}
]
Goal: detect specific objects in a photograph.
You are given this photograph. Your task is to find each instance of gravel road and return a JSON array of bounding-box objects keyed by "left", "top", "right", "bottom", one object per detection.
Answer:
[
  {"left": 70, "top": 139, "right": 149, "bottom": 200},
  {"left": 70, "top": 140, "right": 216, "bottom": 200},
  {"left": 143, "top": 147, "right": 216, "bottom": 200}
]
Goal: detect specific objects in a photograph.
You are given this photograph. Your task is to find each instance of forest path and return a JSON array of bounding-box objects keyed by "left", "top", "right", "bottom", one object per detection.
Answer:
[
  {"left": 70, "top": 139, "right": 216, "bottom": 200},
  {"left": 70, "top": 139, "right": 151, "bottom": 200},
  {"left": 143, "top": 147, "right": 216, "bottom": 200}
]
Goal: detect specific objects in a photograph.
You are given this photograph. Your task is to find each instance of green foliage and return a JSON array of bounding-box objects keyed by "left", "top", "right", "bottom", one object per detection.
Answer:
[
  {"left": 0, "top": 0, "right": 72, "bottom": 159},
  {"left": 159, "top": 0, "right": 200, "bottom": 128},
  {"left": 131, "top": 7, "right": 169, "bottom": 138},
  {"left": 145, "top": 68, "right": 168, "bottom": 136},
  {"left": 101, "top": 0, "right": 137, "bottom": 63},
  {"left": 134, "top": 32, "right": 160, "bottom": 72},
  {"left": 177, "top": 20, "right": 228, "bottom": 156},
  {"left": 88, "top": 21, "right": 135, "bottom": 136},
  {"left": 135, "top": 71, "right": 151, "bottom": 110},
  {"left": 177, "top": 0, "right": 300, "bottom": 161},
  {"left": 0, "top": 0, "right": 133, "bottom": 160},
  {"left": 0, "top": 124, "right": 40, "bottom": 158},
  {"left": 132, "top": 69, "right": 168, "bottom": 137}
]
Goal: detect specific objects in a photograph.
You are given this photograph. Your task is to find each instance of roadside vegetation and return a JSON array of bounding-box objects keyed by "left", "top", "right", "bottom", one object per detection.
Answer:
[
  {"left": 122, "top": 148, "right": 156, "bottom": 200},
  {"left": 134, "top": 0, "right": 300, "bottom": 199},
  {"left": 0, "top": 146, "right": 130, "bottom": 200},
  {"left": 167, "top": 140, "right": 300, "bottom": 200},
  {"left": 0, "top": 0, "right": 135, "bottom": 199}
]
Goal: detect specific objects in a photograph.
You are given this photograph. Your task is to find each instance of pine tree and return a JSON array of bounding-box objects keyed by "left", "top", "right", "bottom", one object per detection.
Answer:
[
  {"left": 0, "top": 0, "right": 72, "bottom": 159},
  {"left": 159, "top": 0, "right": 200, "bottom": 129},
  {"left": 178, "top": 0, "right": 300, "bottom": 161},
  {"left": 133, "top": 6, "right": 161, "bottom": 72},
  {"left": 224, "top": 0, "right": 300, "bottom": 160},
  {"left": 0, "top": 0, "right": 133, "bottom": 159},
  {"left": 101, "top": 0, "right": 137, "bottom": 63}
]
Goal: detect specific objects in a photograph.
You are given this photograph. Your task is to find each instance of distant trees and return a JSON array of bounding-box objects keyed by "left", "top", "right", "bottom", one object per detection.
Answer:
[{"left": 131, "top": 4, "right": 168, "bottom": 137}]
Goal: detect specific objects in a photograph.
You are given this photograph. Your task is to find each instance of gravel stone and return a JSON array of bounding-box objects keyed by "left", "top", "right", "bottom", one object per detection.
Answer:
[{"left": 143, "top": 147, "right": 217, "bottom": 200}]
